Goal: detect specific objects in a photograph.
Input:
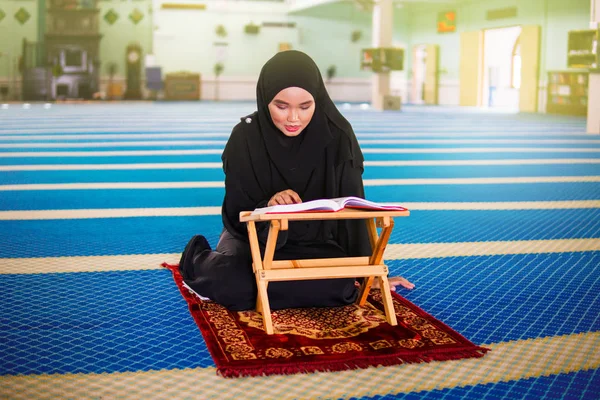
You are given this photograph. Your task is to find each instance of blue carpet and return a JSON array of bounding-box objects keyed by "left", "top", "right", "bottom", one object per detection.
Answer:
[{"left": 0, "top": 102, "right": 597, "bottom": 399}]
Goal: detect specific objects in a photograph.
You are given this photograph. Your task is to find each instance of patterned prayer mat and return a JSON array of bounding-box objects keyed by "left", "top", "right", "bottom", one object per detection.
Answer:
[{"left": 164, "top": 263, "right": 489, "bottom": 378}]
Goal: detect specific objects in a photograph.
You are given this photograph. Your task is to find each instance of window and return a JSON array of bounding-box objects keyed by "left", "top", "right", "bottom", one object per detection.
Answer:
[
  {"left": 60, "top": 48, "right": 87, "bottom": 72},
  {"left": 65, "top": 49, "right": 82, "bottom": 67}
]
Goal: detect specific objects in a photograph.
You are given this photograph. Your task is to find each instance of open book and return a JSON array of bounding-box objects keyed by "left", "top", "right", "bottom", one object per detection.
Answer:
[{"left": 251, "top": 196, "right": 407, "bottom": 215}]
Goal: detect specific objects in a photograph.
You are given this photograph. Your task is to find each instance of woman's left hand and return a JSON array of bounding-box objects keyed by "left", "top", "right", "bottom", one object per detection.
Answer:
[
  {"left": 387, "top": 276, "right": 415, "bottom": 290},
  {"left": 367, "top": 276, "right": 415, "bottom": 291}
]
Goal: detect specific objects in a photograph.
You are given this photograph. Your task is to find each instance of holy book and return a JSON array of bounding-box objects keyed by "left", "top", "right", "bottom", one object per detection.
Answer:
[{"left": 251, "top": 196, "right": 407, "bottom": 215}]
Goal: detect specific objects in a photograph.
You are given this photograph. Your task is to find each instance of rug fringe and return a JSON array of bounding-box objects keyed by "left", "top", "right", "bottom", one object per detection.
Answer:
[{"left": 217, "top": 348, "right": 490, "bottom": 378}]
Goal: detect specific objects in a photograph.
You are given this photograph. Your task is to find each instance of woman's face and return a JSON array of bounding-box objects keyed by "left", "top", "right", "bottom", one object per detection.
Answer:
[{"left": 268, "top": 87, "right": 316, "bottom": 137}]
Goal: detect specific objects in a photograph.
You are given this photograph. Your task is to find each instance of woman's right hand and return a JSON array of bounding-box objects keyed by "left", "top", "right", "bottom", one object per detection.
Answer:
[{"left": 268, "top": 189, "right": 302, "bottom": 206}]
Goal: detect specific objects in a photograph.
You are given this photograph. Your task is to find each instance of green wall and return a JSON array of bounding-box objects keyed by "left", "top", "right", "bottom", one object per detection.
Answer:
[
  {"left": 291, "top": 15, "right": 372, "bottom": 79},
  {"left": 98, "top": 0, "right": 152, "bottom": 79},
  {"left": 0, "top": 0, "right": 152, "bottom": 81},
  {"left": 0, "top": 0, "right": 38, "bottom": 79},
  {"left": 152, "top": 3, "right": 372, "bottom": 80},
  {"left": 403, "top": 0, "right": 592, "bottom": 81},
  {"left": 291, "top": 4, "right": 411, "bottom": 79},
  {"left": 0, "top": 0, "right": 593, "bottom": 91},
  {"left": 153, "top": 8, "right": 298, "bottom": 78},
  {"left": 288, "top": 2, "right": 372, "bottom": 78}
]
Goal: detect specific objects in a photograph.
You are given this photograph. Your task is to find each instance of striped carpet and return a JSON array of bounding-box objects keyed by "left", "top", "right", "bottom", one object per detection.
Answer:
[{"left": 0, "top": 102, "right": 598, "bottom": 400}]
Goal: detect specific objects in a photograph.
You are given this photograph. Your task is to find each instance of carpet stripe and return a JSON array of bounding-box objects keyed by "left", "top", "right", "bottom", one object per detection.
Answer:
[
  {"left": 0, "top": 182, "right": 225, "bottom": 190},
  {"left": 0, "top": 140, "right": 227, "bottom": 148},
  {"left": 1, "top": 177, "right": 599, "bottom": 191},
  {"left": 1, "top": 139, "right": 599, "bottom": 147},
  {"left": 0, "top": 133, "right": 232, "bottom": 140},
  {"left": 365, "top": 159, "right": 600, "bottom": 166},
  {"left": 0, "top": 127, "right": 588, "bottom": 134},
  {"left": 1, "top": 159, "right": 599, "bottom": 171},
  {"left": 1, "top": 332, "right": 597, "bottom": 400},
  {"left": 0, "top": 253, "right": 182, "bottom": 274},
  {"left": 0, "top": 150, "right": 225, "bottom": 157},
  {"left": 1, "top": 201, "right": 599, "bottom": 220},
  {"left": 361, "top": 148, "right": 600, "bottom": 154},
  {"left": 0, "top": 163, "right": 222, "bottom": 171},
  {"left": 364, "top": 177, "right": 600, "bottom": 185},
  {"left": 0, "top": 132, "right": 595, "bottom": 140},
  {"left": 1, "top": 148, "right": 599, "bottom": 157},
  {"left": 1, "top": 238, "right": 597, "bottom": 274},
  {"left": 383, "top": 238, "right": 600, "bottom": 259}
]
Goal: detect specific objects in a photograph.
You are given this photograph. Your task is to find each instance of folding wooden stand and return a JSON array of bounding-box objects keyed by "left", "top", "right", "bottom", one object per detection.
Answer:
[{"left": 239, "top": 209, "right": 410, "bottom": 335}]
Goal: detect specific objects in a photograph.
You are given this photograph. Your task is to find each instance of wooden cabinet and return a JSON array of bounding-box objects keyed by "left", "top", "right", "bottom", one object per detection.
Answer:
[
  {"left": 546, "top": 71, "right": 588, "bottom": 116},
  {"left": 165, "top": 72, "right": 201, "bottom": 101}
]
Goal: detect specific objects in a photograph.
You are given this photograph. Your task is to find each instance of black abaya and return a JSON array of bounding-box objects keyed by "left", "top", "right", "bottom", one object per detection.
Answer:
[{"left": 179, "top": 51, "right": 372, "bottom": 311}]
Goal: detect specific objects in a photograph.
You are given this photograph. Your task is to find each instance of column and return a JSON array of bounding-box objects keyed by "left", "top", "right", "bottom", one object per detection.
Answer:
[
  {"left": 587, "top": 0, "right": 600, "bottom": 134},
  {"left": 38, "top": 0, "right": 46, "bottom": 62},
  {"left": 371, "top": 0, "right": 393, "bottom": 111}
]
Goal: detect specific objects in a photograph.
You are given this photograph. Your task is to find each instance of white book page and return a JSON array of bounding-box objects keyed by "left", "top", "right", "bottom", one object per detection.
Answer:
[
  {"left": 251, "top": 198, "right": 340, "bottom": 215},
  {"left": 331, "top": 196, "right": 405, "bottom": 210},
  {"left": 251, "top": 196, "right": 405, "bottom": 215}
]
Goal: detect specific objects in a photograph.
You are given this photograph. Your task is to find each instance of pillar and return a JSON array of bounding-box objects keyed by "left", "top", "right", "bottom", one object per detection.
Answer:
[
  {"left": 38, "top": 0, "right": 46, "bottom": 63},
  {"left": 587, "top": 0, "right": 600, "bottom": 134},
  {"left": 371, "top": 0, "right": 393, "bottom": 111}
]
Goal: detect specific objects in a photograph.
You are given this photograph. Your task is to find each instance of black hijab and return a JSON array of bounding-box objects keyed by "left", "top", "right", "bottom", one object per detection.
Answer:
[{"left": 254, "top": 50, "right": 362, "bottom": 188}]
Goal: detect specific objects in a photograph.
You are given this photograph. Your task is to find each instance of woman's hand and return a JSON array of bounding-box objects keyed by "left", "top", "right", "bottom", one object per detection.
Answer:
[
  {"left": 386, "top": 276, "right": 415, "bottom": 290},
  {"left": 268, "top": 189, "right": 302, "bottom": 206},
  {"left": 365, "top": 276, "right": 415, "bottom": 291}
]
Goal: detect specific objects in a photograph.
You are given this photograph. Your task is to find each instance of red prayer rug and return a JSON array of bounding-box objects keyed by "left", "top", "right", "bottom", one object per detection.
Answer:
[{"left": 163, "top": 263, "right": 489, "bottom": 378}]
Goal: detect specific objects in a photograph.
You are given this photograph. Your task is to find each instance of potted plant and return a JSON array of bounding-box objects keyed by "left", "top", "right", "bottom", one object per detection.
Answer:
[
  {"left": 214, "top": 62, "right": 224, "bottom": 101},
  {"left": 326, "top": 65, "right": 336, "bottom": 83},
  {"left": 351, "top": 30, "right": 362, "bottom": 43},
  {"left": 215, "top": 25, "right": 227, "bottom": 38},
  {"left": 51, "top": 63, "right": 63, "bottom": 78}
]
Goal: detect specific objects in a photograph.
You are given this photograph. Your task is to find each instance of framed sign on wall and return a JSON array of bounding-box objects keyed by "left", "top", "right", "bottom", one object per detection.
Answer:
[{"left": 438, "top": 11, "right": 456, "bottom": 33}]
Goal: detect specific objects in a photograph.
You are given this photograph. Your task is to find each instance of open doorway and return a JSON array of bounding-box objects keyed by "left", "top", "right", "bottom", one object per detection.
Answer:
[
  {"left": 411, "top": 44, "right": 438, "bottom": 104},
  {"left": 482, "top": 26, "right": 522, "bottom": 109},
  {"left": 411, "top": 45, "right": 427, "bottom": 104}
]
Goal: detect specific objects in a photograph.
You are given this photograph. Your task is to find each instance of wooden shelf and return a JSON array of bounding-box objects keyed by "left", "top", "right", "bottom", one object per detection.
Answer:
[
  {"left": 567, "top": 29, "right": 598, "bottom": 69},
  {"left": 546, "top": 70, "right": 588, "bottom": 116}
]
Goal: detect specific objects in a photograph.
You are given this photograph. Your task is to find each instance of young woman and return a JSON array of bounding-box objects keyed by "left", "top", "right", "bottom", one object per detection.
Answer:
[{"left": 179, "top": 50, "right": 413, "bottom": 311}]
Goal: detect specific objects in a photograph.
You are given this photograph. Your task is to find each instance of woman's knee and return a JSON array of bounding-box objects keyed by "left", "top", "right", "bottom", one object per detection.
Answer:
[{"left": 216, "top": 229, "right": 251, "bottom": 258}]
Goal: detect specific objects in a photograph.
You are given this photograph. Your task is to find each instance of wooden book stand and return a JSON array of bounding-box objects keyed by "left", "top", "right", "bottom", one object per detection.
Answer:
[{"left": 239, "top": 208, "right": 409, "bottom": 334}]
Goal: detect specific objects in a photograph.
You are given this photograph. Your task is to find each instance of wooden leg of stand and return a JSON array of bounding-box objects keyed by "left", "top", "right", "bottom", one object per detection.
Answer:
[
  {"left": 366, "top": 217, "right": 379, "bottom": 249},
  {"left": 247, "top": 221, "right": 272, "bottom": 332},
  {"left": 256, "top": 221, "right": 279, "bottom": 314},
  {"left": 263, "top": 220, "right": 280, "bottom": 270},
  {"left": 248, "top": 220, "right": 281, "bottom": 334},
  {"left": 255, "top": 274, "right": 273, "bottom": 334},
  {"left": 378, "top": 275, "right": 398, "bottom": 326},
  {"left": 357, "top": 218, "right": 380, "bottom": 305},
  {"left": 358, "top": 217, "right": 394, "bottom": 306},
  {"left": 255, "top": 287, "right": 263, "bottom": 313},
  {"left": 370, "top": 217, "right": 393, "bottom": 266},
  {"left": 246, "top": 221, "right": 263, "bottom": 273}
]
